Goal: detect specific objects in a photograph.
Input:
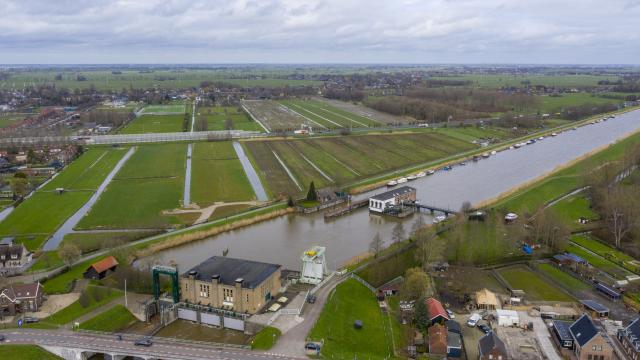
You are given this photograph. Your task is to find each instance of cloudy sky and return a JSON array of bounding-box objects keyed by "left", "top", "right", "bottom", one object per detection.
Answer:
[{"left": 1, "top": 0, "right": 639, "bottom": 64}]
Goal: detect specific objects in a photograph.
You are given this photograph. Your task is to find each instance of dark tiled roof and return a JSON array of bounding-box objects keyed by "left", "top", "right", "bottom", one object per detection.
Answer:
[
  {"left": 625, "top": 317, "right": 640, "bottom": 338},
  {"left": 478, "top": 331, "right": 507, "bottom": 357},
  {"left": 183, "top": 256, "right": 281, "bottom": 289},
  {"left": 447, "top": 331, "right": 462, "bottom": 348},
  {"left": 1, "top": 283, "right": 41, "bottom": 302},
  {"left": 553, "top": 320, "right": 574, "bottom": 341},
  {"left": 595, "top": 283, "right": 620, "bottom": 298},
  {"left": 370, "top": 186, "right": 416, "bottom": 201},
  {"left": 580, "top": 299, "right": 609, "bottom": 313},
  {"left": 570, "top": 314, "right": 598, "bottom": 347},
  {"left": 446, "top": 320, "right": 461, "bottom": 334}
]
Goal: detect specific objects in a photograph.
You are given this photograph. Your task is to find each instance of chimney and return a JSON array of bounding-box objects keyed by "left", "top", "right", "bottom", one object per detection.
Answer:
[
  {"left": 212, "top": 274, "right": 220, "bottom": 284},
  {"left": 188, "top": 270, "right": 197, "bottom": 279}
]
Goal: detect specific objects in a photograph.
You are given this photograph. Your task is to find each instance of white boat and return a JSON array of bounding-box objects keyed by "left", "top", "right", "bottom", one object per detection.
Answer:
[
  {"left": 573, "top": 127, "right": 578, "bottom": 130},
  {"left": 482, "top": 153, "right": 490, "bottom": 158},
  {"left": 433, "top": 215, "right": 447, "bottom": 224},
  {"left": 386, "top": 180, "right": 398, "bottom": 187},
  {"left": 504, "top": 213, "right": 519, "bottom": 221},
  {"left": 407, "top": 175, "right": 417, "bottom": 181},
  {"left": 509, "top": 146, "right": 514, "bottom": 150},
  {"left": 551, "top": 132, "right": 557, "bottom": 136},
  {"left": 416, "top": 172, "right": 426, "bottom": 178},
  {"left": 490, "top": 151, "right": 497, "bottom": 155},
  {"left": 513, "top": 143, "right": 522, "bottom": 149},
  {"left": 538, "top": 136, "right": 544, "bottom": 140},
  {"left": 427, "top": 170, "right": 435, "bottom": 175},
  {"left": 397, "top": 177, "right": 408, "bottom": 184}
]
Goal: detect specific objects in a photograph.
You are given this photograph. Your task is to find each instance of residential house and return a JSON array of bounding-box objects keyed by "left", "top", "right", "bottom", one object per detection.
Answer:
[
  {"left": 618, "top": 317, "right": 640, "bottom": 360},
  {"left": 0, "top": 237, "right": 32, "bottom": 271},
  {"left": 426, "top": 297, "right": 450, "bottom": 325},
  {"left": 446, "top": 321, "right": 463, "bottom": 358},
  {"left": 569, "top": 314, "right": 613, "bottom": 360},
  {"left": 0, "top": 282, "right": 44, "bottom": 316},
  {"left": 478, "top": 331, "right": 508, "bottom": 360},
  {"left": 83, "top": 256, "right": 119, "bottom": 280},
  {"left": 428, "top": 323, "right": 448, "bottom": 356},
  {"left": 180, "top": 256, "right": 281, "bottom": 314}
]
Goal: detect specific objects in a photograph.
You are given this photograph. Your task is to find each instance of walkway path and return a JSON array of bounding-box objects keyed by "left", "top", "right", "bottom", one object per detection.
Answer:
[
  {"left": 43, "top": 146, "right": 137, "bottom": 250},
  {"left": 233, "top": 141, "right": 269, "bottom": 201},
  {"left": 164, "top": 201, "right": 264, "bottom": 225},
  {"left": 270, "top": 274, "right": 344, "bottom": 356}
]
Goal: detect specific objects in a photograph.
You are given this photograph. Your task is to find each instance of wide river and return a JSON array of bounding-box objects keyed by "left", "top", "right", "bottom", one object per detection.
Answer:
[{"left": 139, "top": 110, "right": 640, "bottom": 272}]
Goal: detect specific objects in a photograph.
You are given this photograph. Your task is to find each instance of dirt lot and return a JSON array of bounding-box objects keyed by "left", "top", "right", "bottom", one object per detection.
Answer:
[
  {"left": 242, "top": 100, "right": 308, "bottom": 131},
  {"left": 30, "top": 293, "right": 80, "bottom": 318},
  {"left": 434, "top": 266, "right": 507, "bottom": 312},
  {"left": 313, "top": 96, "right": 413, "bottom": 125}
]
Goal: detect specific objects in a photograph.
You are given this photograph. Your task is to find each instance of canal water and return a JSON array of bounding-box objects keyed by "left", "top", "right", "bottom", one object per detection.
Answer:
[{"left": 139, "top": 111, "right": 640, "bottom": 272}]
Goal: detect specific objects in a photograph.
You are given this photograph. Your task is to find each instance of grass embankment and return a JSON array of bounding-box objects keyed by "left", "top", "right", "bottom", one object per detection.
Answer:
[
  {"left": 61, "top": 231, "right": 159, "bottom": 255},
  {"left": 77, "top": 143, "right": 187, "bottom": 230},
  {"left": 43, "top": 286, "right": 122, "bottom": 325},
  {"left": 309, "top": 279, "right": 395, "bottom": 360},
  {"left": 42, "top": 255, "right": 118, "bottom": 294},
  {"left": 79, "top": 304, "right": 137, "bottom": 332},
  {"left": 119, "top": 114, "right": 186, "bottom": 134},
  {"left": 191, "top": 142, "right": 255, "bottom": 206},
  {"left": 0, "top": 148, "right": 127, "bottom": 250},
  {"left": 548, "top": 194, "right": 599, "bottom": 231},
  {"left": 567, "top": 235, "right": 633, "bottom": 280},
  {"left": 498, "top": 266, "right": 573, "bottom": 302},
  {"left": 536, "top": 263, "right": 590, "bottom": 291},
  {"left": 0, "top": 345, "right": 62, "bottom": 360},
  {"left": 251, "top": 326, "right": 281, "bottom": 350}
]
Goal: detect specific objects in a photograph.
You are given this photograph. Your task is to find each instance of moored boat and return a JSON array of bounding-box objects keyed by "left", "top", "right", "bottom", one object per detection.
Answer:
[
  {"left": 397, "top": 177, "right": 408, "bottom": 184},
  {"left": 387, "top": 180, "right": 397, "bottom": 187}
]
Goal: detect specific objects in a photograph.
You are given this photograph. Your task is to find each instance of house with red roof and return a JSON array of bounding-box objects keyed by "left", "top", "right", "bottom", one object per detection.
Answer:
[
  {"left": 83, "top": 256, "right": 119, "bottom": 280},
  {"left": 426, "top": 297, "right": 450, "bottom": 325}
]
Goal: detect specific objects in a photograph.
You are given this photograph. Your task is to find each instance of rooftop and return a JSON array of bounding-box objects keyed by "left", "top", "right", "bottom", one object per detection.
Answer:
[
  {"left": 370, "top": 186, "right": 416, "bottom": 201},
  {"left": 580, "top": 299, "right": 609, "bottom": 313},
  {"left": 87, "top": 256, "right": 119, "bottom": 274},
  {"left": 426, "top": 297, "right": 449, "bottom": 321},
  {"left": 475, "top": 288, "right": 498, "bottom": 306},
  {"left": 478, "top": 331, "right": 507, "bottom": 357},
  {"left": 553, "top": 320, "right": 574, "bottom": 341},
  {"left": 570, "top": 314, "right": 599, "bottom": 347},
  {"left": 183, "top": 256, "right": 281, "bottom": 289}
]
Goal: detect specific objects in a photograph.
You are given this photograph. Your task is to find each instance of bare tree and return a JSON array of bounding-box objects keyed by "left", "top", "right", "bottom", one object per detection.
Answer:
[
  {"left": 369, "top": 231, "right": 384, "bottom": 258},
  {"left": 391, "top": 222, "right": 406, "bottom": 245},
  {"left": 415, "top": 226, "right": 438, "bottom": 269},
  {"left": 602, "top": 186, "right": 640, "bottom": 248},
  {"left": 59, "top": 243, "right": 81, "bottom": 266}
]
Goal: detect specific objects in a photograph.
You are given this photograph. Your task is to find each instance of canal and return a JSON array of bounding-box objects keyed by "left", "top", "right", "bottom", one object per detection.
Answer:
[{"left": 139, "top": 110, "right": 640, "bottom": 272}]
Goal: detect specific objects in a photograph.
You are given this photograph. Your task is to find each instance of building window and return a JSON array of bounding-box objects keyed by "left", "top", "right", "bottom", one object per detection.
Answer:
[
  {"left": 247, "top": 294, "right": 250, "bottom": 303},
  {"left": 199, "top": 284, "right": 210, "bottom": 298},
  {"left": 224, "top": 288, "right": 234, "bottom": 302}
]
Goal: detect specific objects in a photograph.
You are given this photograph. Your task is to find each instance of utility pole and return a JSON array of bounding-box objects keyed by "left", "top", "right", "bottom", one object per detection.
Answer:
[{"left": 125, "top": 278, "right": 128, "bottom": 308}]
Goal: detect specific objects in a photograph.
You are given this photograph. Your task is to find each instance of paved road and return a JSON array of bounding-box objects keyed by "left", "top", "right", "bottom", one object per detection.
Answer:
[
  {"left": 0, "top": 329, "right": 303, "bottom": 360},
  {"left": 270, "top": 274, "right": 344, "bottom": 356}
]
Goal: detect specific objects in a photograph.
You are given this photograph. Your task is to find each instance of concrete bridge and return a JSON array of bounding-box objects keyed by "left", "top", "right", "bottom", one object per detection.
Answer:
[{"left": 1, "top": 329, "right": 301, "bottom": 360}]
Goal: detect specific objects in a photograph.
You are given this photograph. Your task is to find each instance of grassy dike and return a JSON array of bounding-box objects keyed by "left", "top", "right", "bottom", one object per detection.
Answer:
[{"left": 348, "top": 106, "right": 640, "bottom": 194}]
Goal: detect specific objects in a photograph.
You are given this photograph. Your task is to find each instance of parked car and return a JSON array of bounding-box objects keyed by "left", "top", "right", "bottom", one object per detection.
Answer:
[
  {"left": 467, "top": 313, "right": 481, "bottom": 327},
  {"left": 134, "top": 338, "right": 153, "bottom": 347},
  {"left": 23, "top": 317, "right": 39, "bottom": 323},
  {"left": 446, "top": 309, "right": 455, "bottom": 319},
  {"left": 0, "top": 335, "right": 5, "bottom": 342},
  {"left": 307, "top": 294, "right": 317, "bottom": 304},
  {"left": 478, "top": 324, "right": 491, "bottom": 334}
]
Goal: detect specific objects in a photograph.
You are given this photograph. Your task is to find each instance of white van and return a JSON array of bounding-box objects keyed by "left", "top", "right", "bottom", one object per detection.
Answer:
[{"left": 467, "top": 313, "right": 481, "bottom": 327}]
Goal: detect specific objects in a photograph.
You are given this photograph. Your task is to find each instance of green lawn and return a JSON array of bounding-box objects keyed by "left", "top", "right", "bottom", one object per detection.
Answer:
[
  {"left": 79, "top": 304, "right": 137, "bottom": 332},
  {"left": 428, "top": 74, "right": 619, "bottom": 89},
  {"left": 309, "top": 278, "right": 395, "bottom": 359},
  {"left": 44, "top": 286, "right": 122, "bottom": 325},
  {"left": 61, "top": 231, "right": 156, "bottom": 255},
  {"left": 197, "top": 106, "right": 263, "bottom": 131},
  {"left": 567, "top": 236, "right": 634, "bottom": 280},
  {"left": 77, "top": 144, "right": 186, "bottom": 229},
  {"left": 537, "top": 93, "right": 622, "bottom": 114},
  {"left": 548, "top": 194, "right": 599, "bottom": 230},
  {"left": 28, "top": 251, "right": 64, "bottom": 273},
  {"left": 142, "top": 104, "right": 186, "bottom": 113},
  {"left": 119, "top": 114, "right": 185, "bottom": 134},
  {"left": 571, "top": 235, "right": 635, "bottom": 262},
  {"left": 191, "top": 142, "right": 256, "bottom": 206},
  {"left": 0, "top": 345, "right": 61, "bottom": 359},
  {"left": 42, "top": 255, "right": 117, "bottom": 294},
  {"left": 536, "top": 263, "right": 590, "bottom": 291},
  {"left": 499, "top": 267, "right": 573, "bottom": 302},
  {"left": 251, "top": 326, "right": 281, "bottom": 350}
]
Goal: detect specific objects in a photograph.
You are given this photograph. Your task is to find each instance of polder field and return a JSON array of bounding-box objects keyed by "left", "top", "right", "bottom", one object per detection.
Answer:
[
  {"left": 190, "top": 141, "right": 256, "bottom": 206},
  {"left": 428, "top": 74, "right": 620, "bottom": 88},
  {"left": 0, "top": 147, "right": 128, "bottom": 250},
  {"left": 196, "top": 106, "right": 263, "bottom": 131},
  {"left": 119, "top": 114, "right": 186, "bottom": 134},
  {"left": 77, "top": 143, "right": 187, "bottom": 230},
  {"left": 141, "top": 103, "right": 186, "bottom": 114},
  {"left": 0, "top": 69, "right": 323, "bottom": 91},
  {"left": 278, "top": 99, "right": 383, "bottom": 128},
  {"left": 242, "top": 131, "right": 478, "bottom": 197}
]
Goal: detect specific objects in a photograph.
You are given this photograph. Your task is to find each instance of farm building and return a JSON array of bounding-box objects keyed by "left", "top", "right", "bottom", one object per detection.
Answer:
[
  {"left": 580, "top": 300, "right": 610, "bottom": 318},
  {"left": 83, "top": 256, "right": 119, "bottom": 280},
  {"left": 0, "top": 282, "right": 44, "bottom": 316},
  {"left": 496, "top": 309, "right": 519, "bottom": 327},
  {"left": 595, "top": 283, "right": 621, "bottom": 301},
  {"left": 0, "top": 237, "right": 32, "bottom": 271},
  {"left": 426, "top": 297, "right": 450, "bottom": 325},
  {"left": 617, "top": 317, "right": 640, "bottom": 359},
  {"left": 180, "top": 256, "right": 281, "bottom": 314},
  {"left": 552, "top": 320, "right": 575, "bottom": 349},
  {"left": 478, "top": 331, "right": 509, "bottom": 360},
  {"left": 475, "top": 288, "right": 499, "bottom": 310},
  {"left": 368, "top": 186, "right": 416, "bottom": 213},
  {"left": 569, "top": 314, "right": 613, "bottom": 360},
  {"left": 428, "top": 323, "right": 447, "bottom": 356},
  {"left": 378, "top": 276, "right": 403, "bottom": 296}
]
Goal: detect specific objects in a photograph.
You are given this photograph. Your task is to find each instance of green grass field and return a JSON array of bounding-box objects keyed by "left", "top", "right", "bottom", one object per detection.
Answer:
[
  {"left": 537, "top": 263, "right": 590, "bottom": 291},
  {"left": 537, "top": 93, "right": 622, "bottom": 114},
  {"left": 499, "top": 266, "right": 573, "bottom": 301},
  {"left": 79, "top": 304, "right": 137, "bottom": 332},
  {"left": 251, "top": 326, "right": 281, "bottom": 350},
  {"left": 566, "top": 243, "right": 632, "bottom": 280},
  {"left": 61, "top": 230, "right": 157, "bottom": 255},
  {"left": 197, "top": 106, "right": 263, "bottom": 131},
  {"left": 119, "top": 114, "right": 185, "bottom": 134},
  {"left": 142, "top": 104, "right": 186, "bottom": 113},
  {"left": 77, "top": 144, "right": 186, "bottom": 230},
  {"left": 42, "top": 254, "right": 118, "bottom": 294},
  {"left": 44, "top": 286, "right": 122, "bottom": 324},
  {"left": 0, "top": 345, "right": 61, "bottom": 359},
  {"left": 429, "top": 74, "right": 619, "bottom": 89},
  {"left": 243, "top": 132, "right": 475, "bottom": 196},
  {"left": 28, "top": 251, "right": 63, "bottom": 273},
  {"left": 41, "top": 148, "right": 128, "bottom": 191},
  {"left": 571, "top": 235, "right": 635, "bottom": 262},
  {"left": 548, "top": 194, "right": 599, "bottom": 230},
  {"left": 309, "top": 278, "right": 395, "bottom": 359},
  {"left": 191, "top": 142, "right": 255, "bottom": 206}
]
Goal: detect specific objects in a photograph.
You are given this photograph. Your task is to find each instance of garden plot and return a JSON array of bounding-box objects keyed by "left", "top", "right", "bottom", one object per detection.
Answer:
[
  {"left": 280, "top": 99, "right": 381, "bottom": 128},
  {"left": 119, "top": 114, "right": 185, "bottom": 134},
  {"left": 498, "top": 265, "right": 573, "bottom": 302},
  {"left": 142, "top": 104, "right": 186, "bottom": 114},
  {"left": 196, "top": 106, "right": 263, "bottom": 132},
  {"left": 241, "top": 100, "right": 317, "bottom": 132},
  {"left": 313, "top": 96, "right": 412, "bottom": 125}
]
